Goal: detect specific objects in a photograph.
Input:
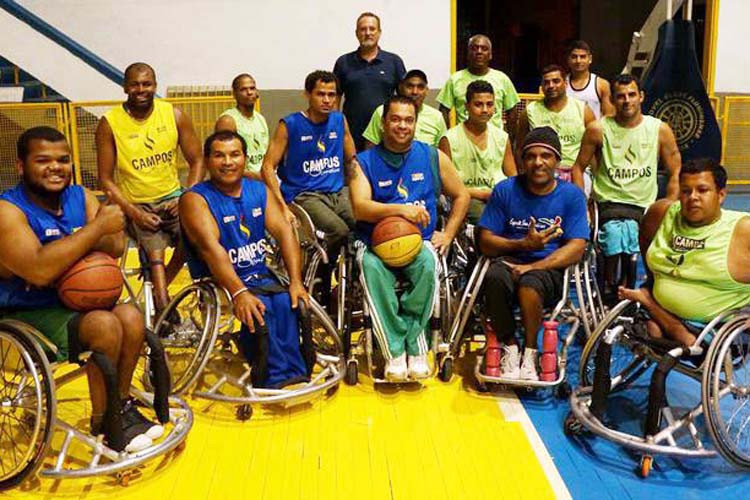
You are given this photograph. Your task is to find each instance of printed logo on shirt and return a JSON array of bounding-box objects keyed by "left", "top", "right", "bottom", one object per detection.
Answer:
[
  {"left": 223, "top": 215, "right": 237, "bottom": 223},
  {"left": 397, "top": 178, "right": 409, "bottom": 200},
  {"left": 378, "top": 180, "right": 393, "bottom": 187},
  {"left": 671, "top": 235, "right": 705, "bottom": 252},
  {"left": 328, "top": 131, "right": 338, "bottom": 140},
  {"left": 316, "top": 137, "right": 326, "bottom": 153},
  {"left": 301, "top": 135, "right": 313, "bottom": 142},
  {"left": 45, "top": 228, "right": 61, "bottom": 237},
  {"left": 411, "top": 172, "right": 424, "bottom": 182},
  {"left": 508, "top": 216, "right": 562, "bottom": 232},
  {"left": 252, "top": 207, "right": 262, "bottom": 218},
  {"left": 239, "top": 215, "right": 251, "bottom": 240}
]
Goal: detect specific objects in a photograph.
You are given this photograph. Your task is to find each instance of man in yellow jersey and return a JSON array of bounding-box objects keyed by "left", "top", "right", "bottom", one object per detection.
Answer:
[
  {"left": 96, "top": 62, "right": 204, "bottom": 315},
  {"left": 214, "top": 73, "right": 269, "bottom": 179},
  {"left": 516, "top": 64, "right": 595, "bottom": 183},
  {"left": 439, "top": 80, "right": 517, "bottom": 223},
  {"left": 619, "top": 159, "right": 750, "bottom": 346},
  {"left": 571, "top": 74, "right": 681, "bottom": 304}
]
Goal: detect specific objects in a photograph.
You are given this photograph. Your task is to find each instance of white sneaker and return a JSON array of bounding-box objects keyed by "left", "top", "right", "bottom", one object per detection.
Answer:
[
  {"left": 520, "top": 348, "right": 539, "bottom": 381},
  {"left": 500, "top": 344, "right": 520, "bottom": 379},
  {"left": 407, "top": 354, "right": 430, "bottom": 379},
  {"left": 385, "top": 352, "right": 407, "bottom": 382}
]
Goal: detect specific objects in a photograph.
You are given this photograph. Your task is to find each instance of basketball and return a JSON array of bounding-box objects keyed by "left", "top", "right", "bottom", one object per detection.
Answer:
[
  {"left": 371, "top": 216, "right": 423, "bottom": 268},
  {"left": 57, "top": 252, "right": 124, "bottom": 311}
]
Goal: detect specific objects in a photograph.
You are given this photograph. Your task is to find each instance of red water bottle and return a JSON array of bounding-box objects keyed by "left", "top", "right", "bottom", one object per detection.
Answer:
[
  {"left": 540, "top": 320, "right": 558, "bottom": 381},
  {"left": 484, "top": 319, "right": 501, "bottom": 377}
]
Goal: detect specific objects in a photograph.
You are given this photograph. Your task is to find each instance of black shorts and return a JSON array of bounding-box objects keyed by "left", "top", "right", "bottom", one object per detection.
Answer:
[{"left": 488, "top": 260, "right": 564, "bottom": 308}]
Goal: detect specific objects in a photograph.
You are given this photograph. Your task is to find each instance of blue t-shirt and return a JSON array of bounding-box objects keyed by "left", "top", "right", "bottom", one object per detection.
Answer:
[
  {"left": 356, "top": 142, "right": 440, "bottom": 243},
  {"left": 279, "top": 111, "right": 345, "bottom": 202},
  {"left": 186, "top": 178, "right": 269, "bottom": 283},
  {"left": 478, "top": 176, "right": 589, "bottom": 263},
  {"left": 0, "top": 183, "right": 87, "bottom": 308}
]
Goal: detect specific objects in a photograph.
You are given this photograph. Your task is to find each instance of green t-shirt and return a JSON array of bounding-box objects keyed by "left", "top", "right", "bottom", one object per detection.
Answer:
[
  {"left": 219, "top": 108, "right": 269, "bottom": 173},
  {"left": 594, "top": 115, "right": 661, "bottom": 208},
  {"left": 526, "top": 97, "right": 586, "bottom": 166},
  {"left": 362, "top": 103, "right": 446, "bottom": 147},
  {"left": 647, "top": 202, "right": 750, "bottom": 322},
  {"left": 436, "top": 68, "right": 520, "bottom": 129},
  {"left": 442, "top": 123, "right": 509, "bottom": 190}
]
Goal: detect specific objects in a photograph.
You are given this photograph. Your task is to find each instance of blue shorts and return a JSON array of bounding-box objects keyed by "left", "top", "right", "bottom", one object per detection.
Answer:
[{"left": 598, "top": 219, "right": 640, "bottom": 256}]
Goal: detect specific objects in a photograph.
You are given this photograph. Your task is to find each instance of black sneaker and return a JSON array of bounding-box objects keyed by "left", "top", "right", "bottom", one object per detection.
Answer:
[
  {"left": 91, "top": 409, "right": 151, "bottom": 453},
  {"left": 122, "top": 398, "right": 164, "bottom": 441}
]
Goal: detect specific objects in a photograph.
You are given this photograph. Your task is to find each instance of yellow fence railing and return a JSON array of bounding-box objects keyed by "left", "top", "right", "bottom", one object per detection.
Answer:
[{"left": 721, "top": 95, "right": 750, "bottom": 183}]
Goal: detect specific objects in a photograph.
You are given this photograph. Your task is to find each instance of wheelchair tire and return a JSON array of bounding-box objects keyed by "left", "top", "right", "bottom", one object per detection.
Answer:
[
  {"left": 702, "top": 312, "right": 750, "bottom": 469},
  {"left": 345, "top": 360, "right": 358, "bottom": 386},
  {"left": 439, "top": 356, "right": 453, "bottom": 382},
  {"left": 0, "top": 323, "right": 56, "bottom": 491},
  {"left": 152, "top": 281, "right": 221, "bottom": 395}
]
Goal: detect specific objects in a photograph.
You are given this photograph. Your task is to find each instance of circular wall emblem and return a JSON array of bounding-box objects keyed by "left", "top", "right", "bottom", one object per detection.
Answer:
[{"left": 648, "top": 92, "right": 705, "bottom": 150}]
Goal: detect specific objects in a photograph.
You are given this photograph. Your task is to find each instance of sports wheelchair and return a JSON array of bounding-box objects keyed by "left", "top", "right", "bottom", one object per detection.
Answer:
[
  {"left": 567, "top": 300, "right": 750, "bottom": 477},
  {"left": 0, "top": 320, "right": 192, "bottom": 490}
]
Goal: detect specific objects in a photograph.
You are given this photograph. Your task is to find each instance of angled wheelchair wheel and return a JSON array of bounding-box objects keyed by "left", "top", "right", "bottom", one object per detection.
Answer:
[
  {"left": 152, "top": 281, "right": 222, "bottom": 395},
  {"left": 702, "top": 312, "right": 750, "bottom": 469},
  {"left": 579, "top": 300, "right": 652, "bottom": 390},
  {"left": 0, "top": 323, "right": 56, "bottom": 491}
]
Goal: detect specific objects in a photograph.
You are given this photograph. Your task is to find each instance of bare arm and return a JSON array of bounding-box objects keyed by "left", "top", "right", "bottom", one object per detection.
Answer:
[
  {"left": 502, "top": 138, "right": 518, "bottom": 177},
  {"left": 659, "top": 122, "right": 682, "bottom": 200},
  {"left": 514, "top": 109, "right": 530, "bottom": 165},
  {"left": 174, "top": 106, "right": 204, "bottom": 187},
  {"left": 95, "top": 117, "right": 139, "bottom": 218},
  {"left": 436, "top": 149, "right": 470, "bottom": 240},
  {"left": 525, "top": 238, "right": 586, "bottom": 271},
  {"left": 260, "top": 120, "right": 290, "bottom": 211},
  {"left": 263, "top": 187, "right": 304, "bottom": 287},
  {"left": 438, "top": 136, "right": 452, "bottom": 160},
  {"left": 505, "top": 105, "right": 519, "bottom": 140},
  {"left": 638, "top": 199, "right": 673, "bottom": 273},
  {"left": 598, "top": 78, "right": 615, "bottom": 117},
  {"left": 583, "top": 104, "right": 596, "bottom": 127},
  {"left": 84, "top": 189, "right": 124, "bottom": 257},
  {"left": 571, "top": 121, "right": 602, "bottom": 191}
]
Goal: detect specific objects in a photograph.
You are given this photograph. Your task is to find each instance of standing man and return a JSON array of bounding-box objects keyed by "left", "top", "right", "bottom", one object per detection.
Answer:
[
  {"left": 439, "top": 80, "right": 517, "bottom": 223},
  {"left": 572, "top": 74, "right": 681, "bottom": 304},
  {"left": 96, "top": 62, "right": 204, "bottom": 316},
  {"left": 437, "top": 34, "right": 520, "bottom": 132},
  {"left": 334, "top": 12, "right": 406, "bottom": 151},
  {"left": 362, "top": 69, "right": 446, "bottom": 148},
  {"left": 565, "top": 40, "right": 614, "bottom": 119},
  {"left": 349, "top": 96, "right": 469, "bottom": 381},
  {"left": 260, "top": 70, "right": 357, "bottom": 306},
  {"left": 215, "top": 73, "right": 269, "bottom": 179},
  {"left": 516, "top": 64, "right": 595, "bottom": 181}
]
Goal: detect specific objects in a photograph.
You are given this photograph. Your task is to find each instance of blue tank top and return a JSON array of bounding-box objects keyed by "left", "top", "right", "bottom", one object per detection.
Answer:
[
  {"left": 356, "top": 142, "right": 440, "bottom": 243},
  {"left": 0, "top": 184, "right": 87, "bottom": 308},
  {"left": 279, "top": 111, "right": 345, "bottom": 202},
  {"left": 186, "top": 178, "right": 269, "bottom": 282}
]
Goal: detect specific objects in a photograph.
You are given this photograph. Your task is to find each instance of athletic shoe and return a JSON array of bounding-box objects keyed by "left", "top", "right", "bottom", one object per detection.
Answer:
[
  {"left": 407, "top": 354, "right": 430, "bottom": 379},
  {"left": 520, "top": 348, "right": 539, "bottom": 381},
  {"left": 90, "top": 413, "right": 152, "bottom": 454},
  {"left": 500, "top": 344, "right": 520, "bottom": 379},
  {"left": 385, "top": 352, "right": 407, "bottom": 382},
  {"left": 122, "top": 398, "right": 164, "bottom": 441}
]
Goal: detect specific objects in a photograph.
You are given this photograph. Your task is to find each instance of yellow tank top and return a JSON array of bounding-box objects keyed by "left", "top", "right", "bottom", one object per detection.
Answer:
[{"left": 105, "top": 99, "right": 180, "bottom": 203}]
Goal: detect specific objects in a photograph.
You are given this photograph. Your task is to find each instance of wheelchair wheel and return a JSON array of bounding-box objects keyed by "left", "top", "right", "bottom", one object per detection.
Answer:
[
  {"left": 579, "top": 300, "right": 652, "bottom": 390},
  {"left": 702, "top": 313, "right": 750, "bottom": 469},
  {"left": 152, "top": 281, "right": 221, "bottom": 395},
  {"left": 0, "top": 324, "right": 55, "bottom": 491},
  {"left": 309, "top": 300, "right": 343, "bottom": 358}
]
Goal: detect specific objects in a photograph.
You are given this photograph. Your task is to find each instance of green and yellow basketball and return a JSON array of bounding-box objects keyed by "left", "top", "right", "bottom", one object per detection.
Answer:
[{"left": 371, "top": 216, "right": 423, "bottom": 268}]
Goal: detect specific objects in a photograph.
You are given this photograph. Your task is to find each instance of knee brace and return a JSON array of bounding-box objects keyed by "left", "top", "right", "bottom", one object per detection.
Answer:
[
  {"left": 297, "top": 303, "right": 315, "bottom": 377},
  {"left": 644, "top": 350, "right": 682, "bottom": 438},
  {"left": 145, "top": 330, "right": 171, "bottom": 424},
  {"left": 90, "top": 351, "right": 125, "bottom": 452}
]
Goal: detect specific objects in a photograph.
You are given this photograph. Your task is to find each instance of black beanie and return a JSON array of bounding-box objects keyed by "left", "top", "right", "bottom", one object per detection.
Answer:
[{"left": 522, "top": 126, "right": 562, "bottom": 160}]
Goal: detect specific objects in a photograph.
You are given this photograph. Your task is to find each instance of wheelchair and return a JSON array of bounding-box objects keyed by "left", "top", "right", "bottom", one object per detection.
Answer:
[
  {"left": 151, "top": 269, "right": 344, "bottom": 420},
  {"left": 567, "top": 299, "right": 750, "bottom": 477},
  {"left": 0, "top": 320, "right": 192, "bottom": 490}
]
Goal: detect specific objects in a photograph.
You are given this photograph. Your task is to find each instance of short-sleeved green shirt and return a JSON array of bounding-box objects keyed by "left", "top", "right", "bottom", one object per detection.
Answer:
[
  {"left": 362, "top": 103, "right": 447, "bottom": 147},
  {"left": 436, "top": 68, "right": 520, "bottom": 129},
  {"left": 219, "top": 108, "right": 269, "bottom": 173}
]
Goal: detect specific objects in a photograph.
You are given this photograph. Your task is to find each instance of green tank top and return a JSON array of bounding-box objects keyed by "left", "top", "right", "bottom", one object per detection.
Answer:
[
  {"left": 594, "top": 115, "right": 661, "bottom": 208},
  {"left": 526, "top": 97, "right": 585, "bottom": 166},
  {"left": 647, "top": 202, "right": 750, "bottom": 322},
  {"left": 220, "top": 108, "right": 269, "bottom": 173},
  {"left": 443, "top": 123, "right": 509, "bottom": 190}
]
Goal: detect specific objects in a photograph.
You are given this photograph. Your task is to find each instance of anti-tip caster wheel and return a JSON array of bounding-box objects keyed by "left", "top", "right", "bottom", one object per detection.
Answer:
[
  {"left": 345, "top": 360, "right": 358, "bottom": 386},
  {"left": 236, "top": 404, "right": 253, "bottom": 421},
  {"left": 439, "top": 357, "right": 453, "bottom": 382}
]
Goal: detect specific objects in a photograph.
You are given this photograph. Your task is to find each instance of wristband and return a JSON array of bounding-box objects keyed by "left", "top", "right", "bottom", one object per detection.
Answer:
[{"left": 231, "top": 287, "right": 248, "bottom": 301}]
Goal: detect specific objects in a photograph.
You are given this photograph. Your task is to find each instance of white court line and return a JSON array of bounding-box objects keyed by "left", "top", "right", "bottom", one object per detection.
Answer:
[{"left": 497, "top": 392, "right": 572, "bottom": 500}]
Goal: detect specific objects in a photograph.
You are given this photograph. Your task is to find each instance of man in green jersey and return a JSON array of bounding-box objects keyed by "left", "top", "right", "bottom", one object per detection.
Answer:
[
  {"left": 362, "top": 69, "right": 446, "bottom": 148},
  {"left": 572, "top": 74, "right": 681, "bottom": 304},
  {"left": 437, "top": 34, "right": 519, "bottom": 132},
  {"left": 439, "top": 80, "right": 517, "bottom": 223},
  {"left": 619, "top": 159, "right": 750, "bottom": 346},
  {"left": 516, "top": 64, "right": 595, "bottom": 184},
  {"left": 215, "top": 73, "right": 269, "bottom": 179}
]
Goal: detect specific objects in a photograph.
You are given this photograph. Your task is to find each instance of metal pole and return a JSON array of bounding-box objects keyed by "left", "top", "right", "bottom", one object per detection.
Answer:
[
  {"left": 667, "top": 0, "right": 673, "bottom": 21},
  {"left": 685, "top": 0, "right": 693, "bottom": 21}
]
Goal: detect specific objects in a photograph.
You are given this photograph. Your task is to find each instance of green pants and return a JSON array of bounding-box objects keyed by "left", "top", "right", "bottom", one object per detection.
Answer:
[
  {"left": 359, "top": 244, "right": 437, "bottom": 358},
  {"left": 1, "top": 307, "right": 79, "bottom": 362},
  {"left": 293, "top": 188, "right": 355, "bottom": 255}
]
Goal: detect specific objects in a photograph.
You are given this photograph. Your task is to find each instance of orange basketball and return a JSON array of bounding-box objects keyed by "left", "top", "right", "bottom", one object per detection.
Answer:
[
  {"left": 57, "top": 252, "right": 124, "bottom": 311},
  {"left": 371, "top": 216, "right": 423, "bottom": 267}
]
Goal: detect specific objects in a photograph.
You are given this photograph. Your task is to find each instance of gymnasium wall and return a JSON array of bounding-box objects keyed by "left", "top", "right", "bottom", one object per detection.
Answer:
[{"left": 714, "top": 0, "right": 750, "bottom": 93}]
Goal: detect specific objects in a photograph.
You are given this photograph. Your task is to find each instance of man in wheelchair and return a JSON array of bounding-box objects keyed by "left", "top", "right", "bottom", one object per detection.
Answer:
[
  {"left": 349, "top": 95, "right": 470, "bottom": 381},
  {"left": 478, "top": 127, "right": 589, "bottom": 380},
  {"left": 617, "top": 158, "right": 750, "bottom": 346},
  {"left": 179, "top": 131, "right": 313, "bottom": 389},
  {"left": 0, "top": 127, "right": 162, "bottom": 453}
]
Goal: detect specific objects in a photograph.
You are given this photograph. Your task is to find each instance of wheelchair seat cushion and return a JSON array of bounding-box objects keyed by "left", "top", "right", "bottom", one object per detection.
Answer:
[{"left": 0, "top": 306, "right": 82, "bottom": 363}]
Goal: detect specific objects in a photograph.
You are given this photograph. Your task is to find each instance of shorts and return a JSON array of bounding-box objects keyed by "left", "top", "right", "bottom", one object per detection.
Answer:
[
  {"left": 598, "top": 219, "right": 640, "bottom": 256},
  {"left": 1, "top": 307, "right": 82, "bottom": 363},
  {"left": 126, "top": 196, "right": 181, "bottom": 253}
]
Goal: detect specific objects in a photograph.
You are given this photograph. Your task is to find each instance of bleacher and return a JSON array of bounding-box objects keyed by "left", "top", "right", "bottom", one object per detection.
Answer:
[{"left": 0, "top": 56, "right": 66, "bottom": 102}]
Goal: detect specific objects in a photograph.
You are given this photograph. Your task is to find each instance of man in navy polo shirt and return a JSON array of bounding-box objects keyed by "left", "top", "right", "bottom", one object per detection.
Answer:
[
  {"left": 478, "top": 127, "right": 588, "bottom": 380},
  {"left": 334, "top": 11, "right": 406, "bottom": 151}
]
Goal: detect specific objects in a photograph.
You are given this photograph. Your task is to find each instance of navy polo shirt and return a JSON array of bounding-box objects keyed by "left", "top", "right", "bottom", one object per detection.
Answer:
[{"left": 333, "top": 47, "right": 405, "bottom": 149}]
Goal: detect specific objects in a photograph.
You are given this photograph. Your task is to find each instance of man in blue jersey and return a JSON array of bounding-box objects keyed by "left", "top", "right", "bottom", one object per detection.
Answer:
[
  {"left": 181, "top": 131, "right": 311, "bottom": 388},
  {"left": 349, "top": 96, "right": 470, "bottom": 381},
  {"left": 0, "top": 127, "right": 162, "bottom": 453},
  {"left": 261, "top": 70, "right": 358, "bottom": 307},
  {"left": 478, "top": 127, "right": 588, "bottom": 380}
]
